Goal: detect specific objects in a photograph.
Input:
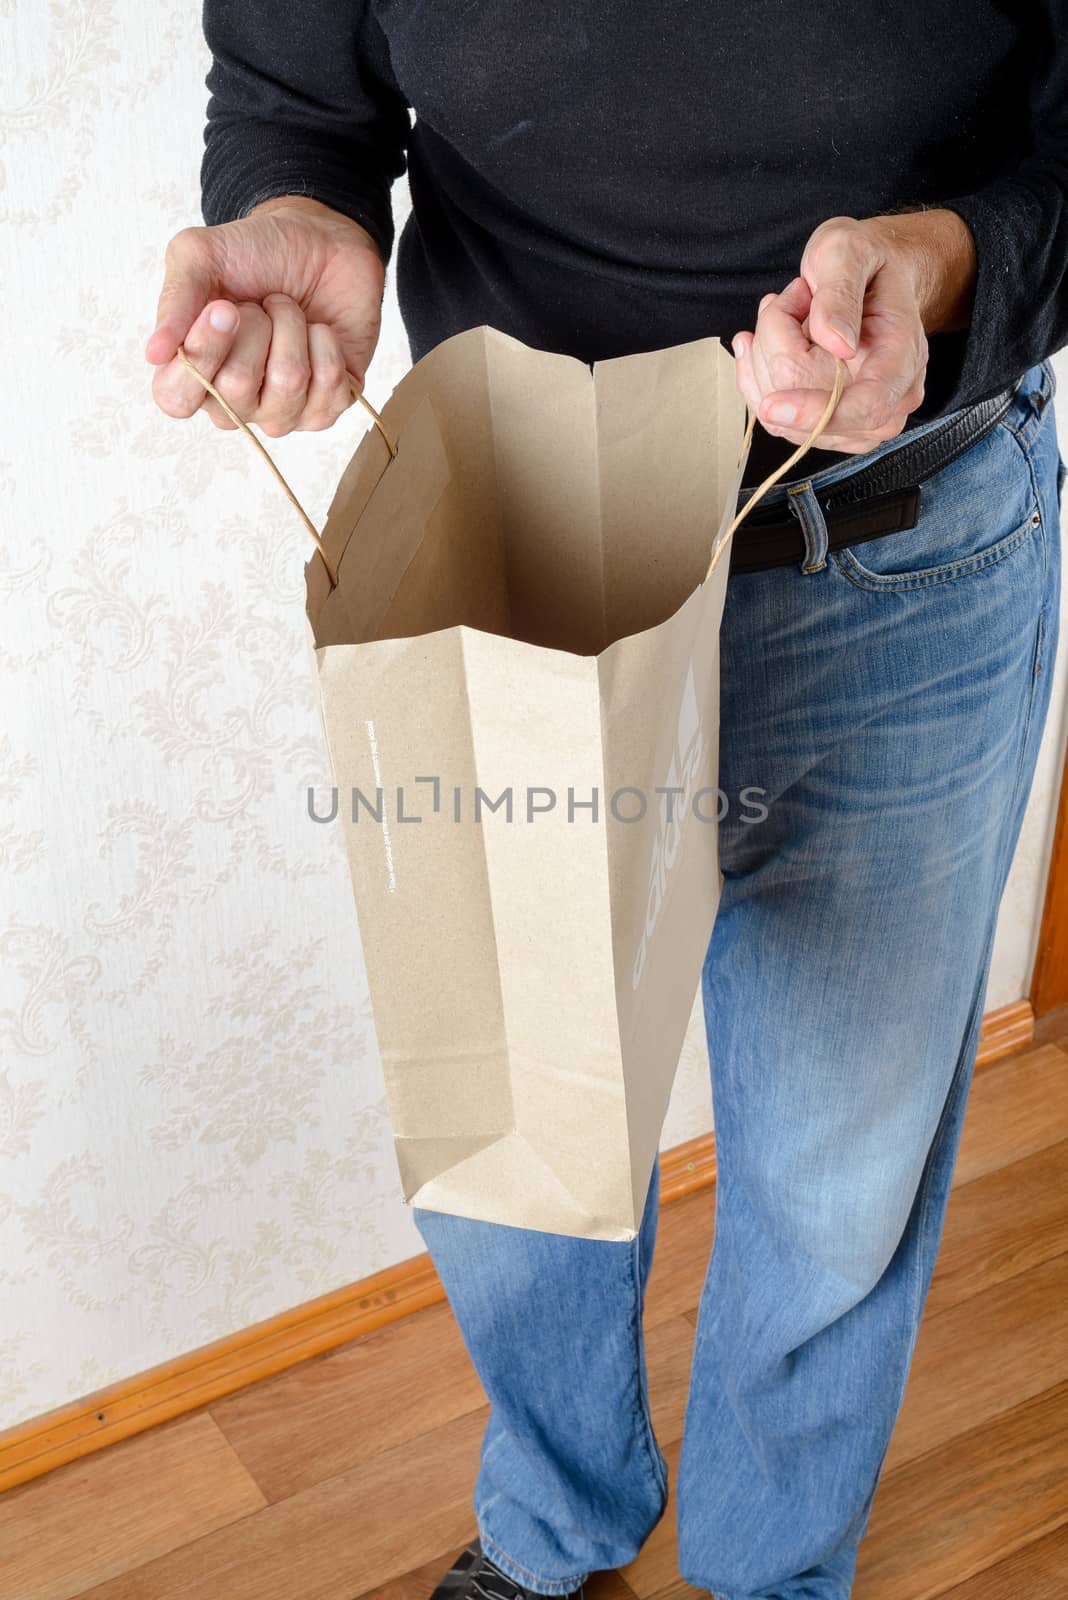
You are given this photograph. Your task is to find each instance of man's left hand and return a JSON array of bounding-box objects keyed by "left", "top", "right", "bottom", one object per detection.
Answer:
[{"left": 732, "top": 210, "right": 977, "bottom": 454}]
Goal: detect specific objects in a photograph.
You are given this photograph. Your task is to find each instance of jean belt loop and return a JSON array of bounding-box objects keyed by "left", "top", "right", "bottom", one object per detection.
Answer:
[{"left": 786, "top": 481, "right": 829, "bottom": 573}]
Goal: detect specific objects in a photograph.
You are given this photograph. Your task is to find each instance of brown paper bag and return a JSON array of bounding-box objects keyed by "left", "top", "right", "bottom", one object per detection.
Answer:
[
  {"left": 182, "top": 325, "right": 840, "bottom": 1240},
  {"left": 304, "top": 327, "right": 747, "bottom": 1240}
]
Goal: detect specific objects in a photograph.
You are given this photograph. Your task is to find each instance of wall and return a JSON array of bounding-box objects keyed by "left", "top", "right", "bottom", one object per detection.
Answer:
[{"left": 2, "top": 3, "right": 1066, "bottom": 1430}]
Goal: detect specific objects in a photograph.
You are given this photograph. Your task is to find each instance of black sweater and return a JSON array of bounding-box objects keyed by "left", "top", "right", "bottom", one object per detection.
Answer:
[{"left": 201, "top": 2, "right": 1068, "bottom": 484}]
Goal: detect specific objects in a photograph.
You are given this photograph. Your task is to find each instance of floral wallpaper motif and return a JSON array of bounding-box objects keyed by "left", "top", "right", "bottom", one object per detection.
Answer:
[{"left": 1, "top": 3, "right": 1066, "bottom": 1430}]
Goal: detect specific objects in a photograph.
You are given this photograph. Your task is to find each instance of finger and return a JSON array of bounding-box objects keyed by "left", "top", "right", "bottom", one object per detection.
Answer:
[
  {"left": 801, "top": 220, "right": 880, "bottom": 360},
  {"left": 736, "top": 329, "right": 906, "bottom": 454},
  {"left": 750, "top": 279, "right": 832, "bottom": 404},
  {"left": 731, "top": 331, "right": 763, "bottom": 420},
  {"left": 762, "top": 366, "right": 924, "bottom": 439},
  {"left": 146, "top": 227, "right": 218, "bottom": 365},
  {"left": 757, "top": 384, "right": 920, "bottom": 441},
  {"left": 201, "top": 302, "right": 273, "bottom": 430},
  {"left": 151, "top": 299, "right": 241, "bottom": 419},
  {"left": 825, "top": 327, "right": 925, "bottom": 431},
  {"left": 749, "top": 393, "right": 914, "bottom": 452},
  {"left": 257, "top": 293, "right": 311, "bottom": 437},
  {"left": 743, "top": 289, "right": 846, "bottom": 443},
  {"left": 299, "top": 323, "right": 353, "bottom": 432}
]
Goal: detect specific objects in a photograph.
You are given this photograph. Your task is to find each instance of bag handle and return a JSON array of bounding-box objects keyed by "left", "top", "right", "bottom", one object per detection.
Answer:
[
  {"left": 176, "top": 343, "right": 845, "bottom": 591},
  {"left": 176, "top": 346, "right": 397, "bottom": 587},
  {"left": 705, "top": 356, "right": 846, "bottom": 579}
]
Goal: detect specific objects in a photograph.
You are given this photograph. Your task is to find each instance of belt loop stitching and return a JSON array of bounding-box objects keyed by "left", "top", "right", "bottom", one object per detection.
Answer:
[{"left": 787, "top": 480, "right": 829, "bottom": 573}]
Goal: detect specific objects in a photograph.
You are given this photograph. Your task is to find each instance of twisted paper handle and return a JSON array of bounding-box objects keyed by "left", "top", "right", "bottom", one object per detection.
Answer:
[
  {"left": 705, "top": 356, "right": 847, "bottom": 580},
  {"left": 176, "top": 343, "right": 846, "bottom": 591},
  {"left": 176, "top": 346, "right": 397, "bottom": 587}
]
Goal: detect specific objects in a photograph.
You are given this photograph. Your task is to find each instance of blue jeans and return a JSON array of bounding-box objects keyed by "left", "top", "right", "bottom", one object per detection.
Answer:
[{"left": 415, "top": 361, "right": 1064, "bottom": 1600}]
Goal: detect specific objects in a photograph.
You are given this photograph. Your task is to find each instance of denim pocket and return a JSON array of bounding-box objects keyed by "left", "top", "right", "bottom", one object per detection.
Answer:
[
  {"left": 832, "top": 367, "right": 1048, "bottom": 594},
  {"left": 834, "top": 508, "right": 1039, "bottom": 593}
]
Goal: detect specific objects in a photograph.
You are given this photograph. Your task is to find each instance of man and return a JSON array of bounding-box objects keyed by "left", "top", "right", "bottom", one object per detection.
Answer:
[{"left": 147, "top": 5, "right": 1067, "bottom": 1596}]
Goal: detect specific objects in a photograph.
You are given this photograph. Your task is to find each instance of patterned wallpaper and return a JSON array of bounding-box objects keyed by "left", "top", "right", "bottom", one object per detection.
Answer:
[{"left": 2, "top": 2, "right": 1066, "bottom": 1430}]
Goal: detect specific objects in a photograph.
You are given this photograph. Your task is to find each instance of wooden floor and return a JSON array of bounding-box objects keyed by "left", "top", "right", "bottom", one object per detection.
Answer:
[{"left": 5, "top": 1040, "right": 1068, "bottom": 1600}]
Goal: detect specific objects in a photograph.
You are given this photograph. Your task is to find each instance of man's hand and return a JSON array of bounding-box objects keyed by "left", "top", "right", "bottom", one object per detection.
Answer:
[
  {"left": 146, "top": 196, "right": 386, "bottom": 435},
  {"left": 731, "top": 210, "right": 977, "bottom": 453}
]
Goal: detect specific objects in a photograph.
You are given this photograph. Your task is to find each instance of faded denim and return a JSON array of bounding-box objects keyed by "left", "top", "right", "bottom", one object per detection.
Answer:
[{"left": 416, "top": 361, "right": 1064, "bottom": 1600}]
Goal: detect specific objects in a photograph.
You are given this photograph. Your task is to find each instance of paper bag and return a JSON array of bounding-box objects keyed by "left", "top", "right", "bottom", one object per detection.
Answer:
[{"left": 305, "top": 326, "right": 747, "bottom": 1240}]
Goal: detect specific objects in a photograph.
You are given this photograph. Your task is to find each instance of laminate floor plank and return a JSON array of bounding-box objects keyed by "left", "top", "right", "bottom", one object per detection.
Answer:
[
  {"left": 935, "top": 1520, "right": 1068, "bottom": 1599},
  {"left": 211, "top": 1301, "right": 486, "bottom": 1501},
  {"left": 887, "top": 1250, "right": 1068, "bottom": 1470},
  {"left": 855, "top": 1381, "right": 1068, "bottom": 1599},
  {"left": 645, "top": 1316, "right": 697, "bottom": 1447},
  {"left": 953, "top": 1044, "right": 1068, "bottom": 1186},
  {"left": 643, "top": 1190, "right": 714, "bottom": 1330},
  {"left": 926, "top": 1138, "right": 1068, "bottom": 1316},
  {"left": 0, "top": 1414, "right": 265, "bottom": 1600},
  {"left": 77, "top": 1407, "right": 486, "bottom": 1600}
]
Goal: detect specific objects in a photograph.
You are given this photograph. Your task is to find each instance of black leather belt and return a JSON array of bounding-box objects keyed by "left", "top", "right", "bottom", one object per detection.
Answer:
[{"left": 728, "top": 380, "right": 1021, "bottom": 575}]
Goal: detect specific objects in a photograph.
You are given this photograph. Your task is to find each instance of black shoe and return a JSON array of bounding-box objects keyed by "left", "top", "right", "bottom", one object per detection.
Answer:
[{"left": 430, "top": 1540, "right": 584, "bottom": 1600}]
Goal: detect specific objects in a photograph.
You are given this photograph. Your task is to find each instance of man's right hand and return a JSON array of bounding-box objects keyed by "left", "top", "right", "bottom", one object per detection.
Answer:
[{"left": 146, "top": 196, "right": 386, "bottom": 436}]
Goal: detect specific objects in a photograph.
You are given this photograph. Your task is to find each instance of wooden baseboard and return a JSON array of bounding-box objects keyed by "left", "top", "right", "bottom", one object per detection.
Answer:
[
  {"left": 1034, "top": 1001, "right": 1068, "bottom": 1047},
  {"left": 975, "top": 996, "right": 1035, "bottom": 1066},
  {"left": 0, "top": 998, "right": 1036, "bottom": 1495}
]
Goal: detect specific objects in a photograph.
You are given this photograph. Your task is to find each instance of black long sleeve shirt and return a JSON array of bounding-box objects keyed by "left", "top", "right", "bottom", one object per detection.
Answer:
[{"left": 201, "top": 2, "right": 1068, "bottom": 485}]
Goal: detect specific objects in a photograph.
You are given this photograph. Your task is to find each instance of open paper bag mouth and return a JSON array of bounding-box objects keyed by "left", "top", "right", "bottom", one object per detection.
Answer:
[{"left": 305, "top": 325, "right": 749, "bottom": 659}]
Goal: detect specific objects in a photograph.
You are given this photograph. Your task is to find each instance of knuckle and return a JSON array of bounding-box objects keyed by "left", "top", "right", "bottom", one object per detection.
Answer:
[
  {"left": 853, "top": 389, "right": 887, "bottom": 428},
  {"left": 165, "top": 226, "right": 206, "bottom": 266},
  {"left": 909, "top": 365, "right": 928, "bottom": 410},
  {"left": 822, "top": 216, "right": 862, "bottom": 247},
  {"left": 267, "top": 359, "right": 310, "bottom": 400},
  {"left": 768, "top": 352, "right": 804, "bottom": 391},
  {"left": 317, "top": 356, "right": 346, "bottom": 391},
  {"left": 900, "top": 379, "right": 924, "bottom": 414},
  {"left": 152, "top": 374, "right": 195, "bottom": 419},
  {"left": 237, "top": 303, "right": 271, "bottom": 333},
  {"left": 218, "top": 358, "right": 259, "bottom": 396},
  {"left": 155, "top": 391, "right": 194, "bottom": 420}
]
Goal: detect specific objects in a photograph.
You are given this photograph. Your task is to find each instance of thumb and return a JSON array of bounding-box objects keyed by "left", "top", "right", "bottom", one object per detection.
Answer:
[
  {"left": 145, "top": 228, "right": 217, "bottom": 365},
  {"left": 802, "top": 223, "right": 879, "bottom": 362}
]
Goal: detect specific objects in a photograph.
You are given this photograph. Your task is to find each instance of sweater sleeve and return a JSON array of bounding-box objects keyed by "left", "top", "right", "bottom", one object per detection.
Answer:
[
  {"left": 931, "top": 0, "right": 1068, "bottom": 412},
  {"left": 200, "top": 0, "right": 410, "bottom": 264}
]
